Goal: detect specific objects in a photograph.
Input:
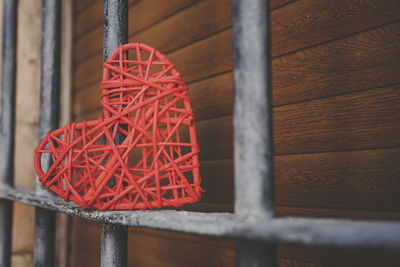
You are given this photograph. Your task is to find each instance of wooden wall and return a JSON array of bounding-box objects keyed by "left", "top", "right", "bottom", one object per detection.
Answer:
[{"left": 71, "top": 0, "right": 400, "bottom": 266}]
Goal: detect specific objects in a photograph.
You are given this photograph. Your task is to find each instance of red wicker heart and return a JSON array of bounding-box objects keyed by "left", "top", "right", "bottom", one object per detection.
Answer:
[{"left": 34, "top": 43, "right": 202, "bottom": 210}]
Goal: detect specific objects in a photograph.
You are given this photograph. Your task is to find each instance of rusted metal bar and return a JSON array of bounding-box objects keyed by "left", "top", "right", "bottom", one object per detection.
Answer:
[
  {"left": 34, "top": 0, "right": 61, "bottom": 266},
  {"left": 101, "top": 224, "right": 127, "bottom": 267},
  {"left": 2, "top": 186, "right": 400, "bottom": 251},
  {"left": 0, "top": 0, "right": 18, "bottom": 266},
  {"left": 101, "top": 1, "right": 128, "bottom": 266},
  {"left": 233, "top": 0, "right": 276, "bottom": 265}
]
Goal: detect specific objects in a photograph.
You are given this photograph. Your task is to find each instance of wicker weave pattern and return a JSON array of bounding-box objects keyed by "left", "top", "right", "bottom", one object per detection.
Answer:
[{"left": 34, "top": 43, "right": 202, "bottom": 210}]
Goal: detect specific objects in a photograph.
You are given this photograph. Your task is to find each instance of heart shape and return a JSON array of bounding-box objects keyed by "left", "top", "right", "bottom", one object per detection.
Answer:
[{"left": 34, "top": 43, "right": 202, "bottom": 210}]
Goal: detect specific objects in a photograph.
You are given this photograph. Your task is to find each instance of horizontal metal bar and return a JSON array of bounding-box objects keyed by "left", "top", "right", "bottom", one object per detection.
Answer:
[{"left": 2, "top": 185, "right": 400, "bottom": 251}]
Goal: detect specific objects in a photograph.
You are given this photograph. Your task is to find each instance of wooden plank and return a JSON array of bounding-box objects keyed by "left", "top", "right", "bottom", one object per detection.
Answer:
[
  {"left": 72, "top": 82, "right": 101, "bottom": 117},
  {"left": 73, "top": 52, "right": 103, "bottom": 90},
  {"left": 74, "top": 0, "right": 298, "bottom": 62},
  {"left": 70, "top": 217, "right": 235, "bottom": 267},
  {"left": 89, "top": 147, "right": 399, "bottom": 214},
  {"left": 74, "top": 0, "right": 136, "bottom": 39},
  {"left": 61, "top": 141, "right": 400, "bottom": 213},
  {"left": 70, "top": 218, "right": 101, "bottom": 267},
  {"left": 196, "top": 116, "right": 233, "bottom": 161},
  {"left": 128, "top": 226, "right": 234, "bottom": 249},
  {"left": 58, "top": 147, "right": 395, "bottom": 213},
  {"left": 76, "top": 20, "right": 400, "bottom": 105},
  {"left": 274, "top": 84, "right": 400, "bottom": 154},
  {"left": 273, "top": 21, "right": 400, "bottom": 106},
  {"left": 74, "top": 26, "right": 102, "bottom": 64},
  {"left": 278, "top": 258, "right": 326, "bottom": 267},
  {"left": 73, "top": 0, "right": 95, "bottom": 14},
  {"left": 276, "top": 206, "right": 400, "bottom": 221},
  {"left": 75, "top": 0, "right": 400, "bottom": 74},
  {"left": 73, "top": 72, "right": 232, "bottom": 121},
  {"left": 271, "top": 0, "right": 296, "bottom": 10},
  {"left": 74, "top": 0, "right": 103, "bottom": 38},
  {"left": 131, "top": 0, "right": 231, "bottom": 54},
  {"left": 127, "top": 227, "right": 235, "bottom": 267},
  {"left": 128, "top": 0, "right": 200, "bottom": 36},
  {"left": 271, "top": 0, "right": 400, "bottom": 57},
  {"left": 199, "top": 160, "right": 234, "bottom": 204},
  {"left": 277, "top": 206, "right": 400, "bottom": 267},
  {"left": 75, "top": 84, "right": 400, "bottom": 160},
  {"left": 275, "top": 148, "right": 400, "bottom": 211},
  {"left": 73, "top": 108, "right": 102, "bottom": 122},
  {"left": 74, "top": 0, "right": 137, "bottom": 15},
  {"left": 168, "top": 28, "right": 232, "bottom": 84},
  {"left": 74, "top": 0, "right": 200, "bottom": 62},
  {"left": 278, "top": 244, "right": 400, "bottom": 267},
  {"left": 74, "top": 27, "right": 232, "bottom": 90}
]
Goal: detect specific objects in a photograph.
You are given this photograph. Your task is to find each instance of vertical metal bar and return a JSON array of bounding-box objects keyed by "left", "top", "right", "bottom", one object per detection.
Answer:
[
  {"left": 0, "top": 0, "right": 18, "bottom": 266},
  {"left": 103, "top": 0, "right": 128, "bottom": 63},
  {"left": 101, "top": 1, "right": 128, "bottom": 267},
  {"left": 101, "top": 224, "right": 128, "bottom": 267},
  {"left": 34, "top": 0, "right": 61, "bottom": 266},
  {"left": 233, "top": 0, "right": 276, "bottom": 266}
]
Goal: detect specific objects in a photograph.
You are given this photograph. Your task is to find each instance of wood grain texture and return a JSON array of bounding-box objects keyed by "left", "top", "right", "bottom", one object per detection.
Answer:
[
  {"left": 271, "top": 0, "right": 297, "bottom": 10},
  {"left": 278, "top": 258, "right": 326, "bottom": 267},
  {"left": 76, "top": 0, "right": 400, "bottom": 64},
  {"left": 168, "top": 28, "right": 232, "bottom": 83},
  {"left": 273, "top": 21, "right": 400, "bottom": 106},
  {"left": 196, "top": 116, "right": 233, "bottom": 161},
  {"left": 74, "top": 0, "right": 400, "bottom": 88},
  {"left": 278, "top": 245, "right": 400, "bottom": 267},
  {"left": 84, "top": 82, "right": 400, "bottom": 160},
  {"left": 74, "top": 26, "right": 102, "bottom": 63},
  {"left": 74, "top": 85, "right": 400, "bottom": 212},
  {"left": 274, "top": 84, "right": 400, "bottom": 154},
  {"left": 70, "top": 217, "right": 235, "bottom": 267},
  {"left": 271, "top": 0, "right": 400, "bottom": 56},
  {"left": 70, "top": 217, "right": 101, "bottom": 267},
  {"left": 74, "top": 0, "right": 103, "bottom": 38},
  {"left": 151, "top": 149, "right": 400, "bottom": 214},
  {"left": 73, "top": 52, "right": 103, "bottom": 89},
  {"left": 127, "top": 229, "right": 235, "bottom": 267},
  {"left": 74, "top": 0, "right": 137, "bottom": 39},
  {"left": 73, "top": 72, "right": 232, "bottom": 122},
  {"left": 72, "top": 82, "right": 100, "bottom": 116},
  {"left": 75, "top": 84, "right": 398, "bottom": 159},
  {"left": 128, "top": 0, "right": 200, "bottom": 36},
  {"left": 74, "top": 0, "right": 200, "bottom": 62},
  {"left": 128, "top": 226, "right": 234, "bottom": 249},
  {"left": 75, "top": 20, "right": 400, "bottom": 110},
  {"left": 199, "top": 160, "right": 234, "bottom": 204},
  {"left": 275, "top": 148, "right": 400, "bottom": 210},
  {"left": 276, "top": 206, "right": 400, "bottom": 221},
  {"left": 74, "top": 0, "right": 289, "bottom": 44},
  {"left": 73, "top": 0, "right": 94, "bottom": 14},
  {"left": 74, "top": 27, "right": 232, "bottom": 90},
  {"left": 132, "top": 0, "right": 231, "bottom": 54}
]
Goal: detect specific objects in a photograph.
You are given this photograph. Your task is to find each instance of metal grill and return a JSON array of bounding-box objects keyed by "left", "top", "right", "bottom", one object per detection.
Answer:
[{"left": 0, "top": 0, "right": 400, "bottom": 266}]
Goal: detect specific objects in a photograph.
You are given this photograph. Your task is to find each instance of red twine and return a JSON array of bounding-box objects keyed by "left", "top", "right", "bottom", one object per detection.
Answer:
[{"left": 34, "top": 43, "right": 202, "bottom": 210}]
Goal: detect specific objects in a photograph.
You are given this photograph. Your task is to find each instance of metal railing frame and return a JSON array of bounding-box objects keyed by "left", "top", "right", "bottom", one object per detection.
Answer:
[{"left": 0, "top": 0, "right": 400, "bottom": 266}]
